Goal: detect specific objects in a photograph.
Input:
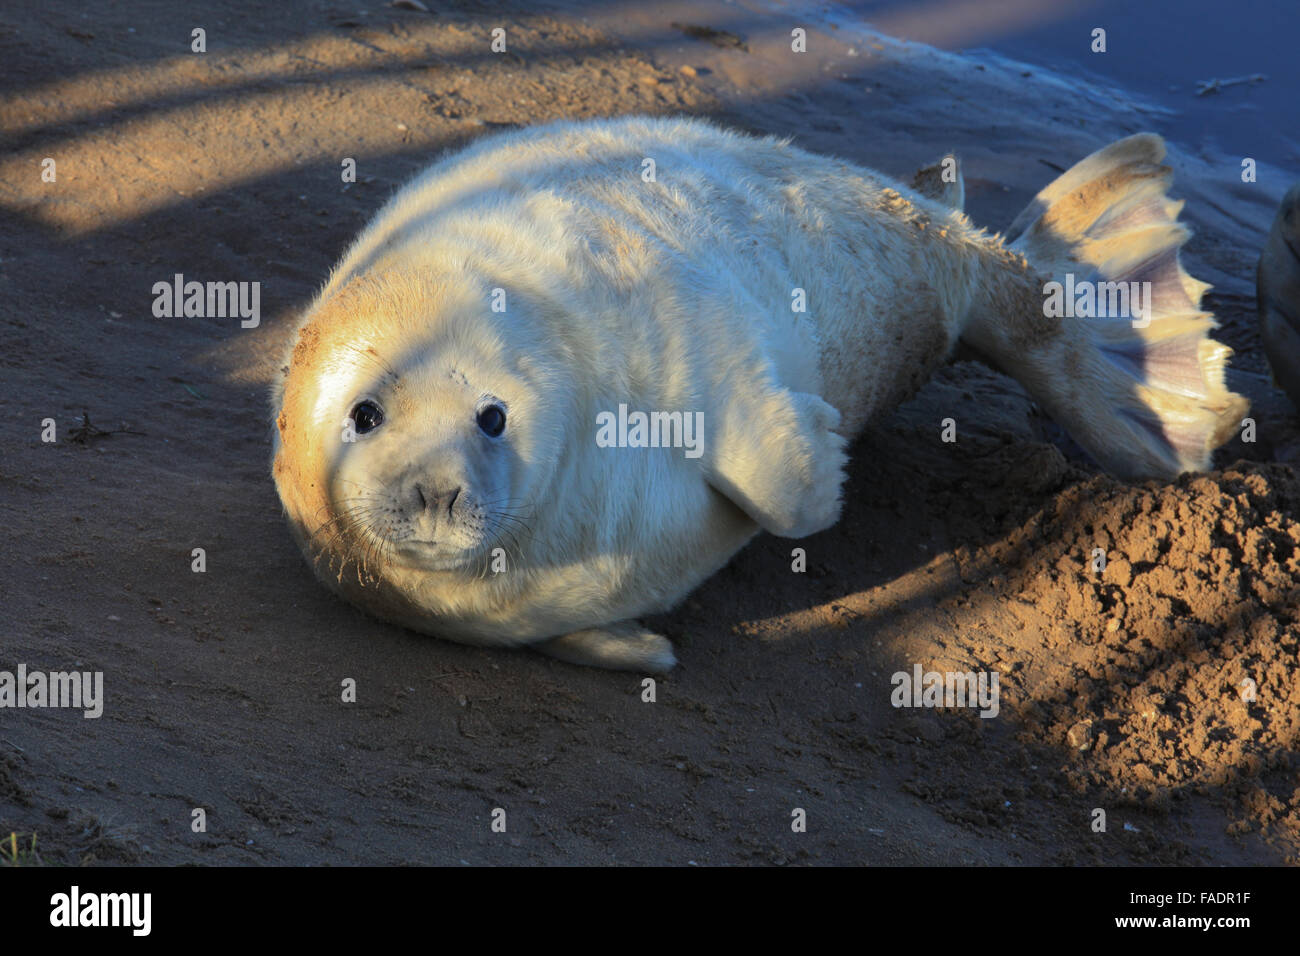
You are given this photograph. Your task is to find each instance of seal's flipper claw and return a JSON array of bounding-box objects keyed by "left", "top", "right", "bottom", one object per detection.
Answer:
[
  {"left": 705, "top": 388, "right": 848, "bottom": 539},
  {"left": 537, "top": 622, "right": 677, "bottom": 673}
]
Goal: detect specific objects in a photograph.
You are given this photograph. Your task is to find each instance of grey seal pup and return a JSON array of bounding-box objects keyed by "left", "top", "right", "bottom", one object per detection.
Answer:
[{"left": 271, "top": 117, "right": 1245, "bottom": 671}]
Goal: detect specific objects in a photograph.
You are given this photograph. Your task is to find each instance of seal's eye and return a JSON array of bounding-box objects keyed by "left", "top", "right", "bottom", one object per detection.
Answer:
[
  {"left": 350, "top": 401, "right": 384, "bottom": 434},
  {"left": 476, "top": 404, "right": 506, "bottom": 437}
]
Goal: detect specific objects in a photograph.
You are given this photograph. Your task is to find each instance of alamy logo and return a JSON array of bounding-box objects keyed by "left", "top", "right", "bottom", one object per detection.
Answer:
[
  {"left": 0, "top": 665, "right": 103, "bottom": 718},
  {"left": 152, "top": 273, "right": 260, "bottom": 327},
  {"left": 50, "top": 886, "right": 151, "bottom": 936},
  {"left": 890, "top": 664, "right": 999, "bottom": 718},
  {"left": 595, "top": 404, "right": 704, "bottom": 458},
  {"left": 1042, "top": 274, "right": 1152, "bottom": 328}
]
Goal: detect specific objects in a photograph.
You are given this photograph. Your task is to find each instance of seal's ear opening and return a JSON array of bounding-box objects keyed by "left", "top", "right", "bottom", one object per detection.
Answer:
[{"left": 910, "top": 154, "right": 964, "bottom": 212}]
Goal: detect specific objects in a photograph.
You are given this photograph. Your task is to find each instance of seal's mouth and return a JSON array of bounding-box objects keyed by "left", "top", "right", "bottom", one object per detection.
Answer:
[
  {"left": 323, "top": 484, "right": 529, "bottom": 575},
  {"left": 391, "top": 536, "right": 489, "bottom": 572}
]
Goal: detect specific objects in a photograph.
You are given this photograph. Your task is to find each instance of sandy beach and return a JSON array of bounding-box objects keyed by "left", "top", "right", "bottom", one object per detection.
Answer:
[{"left": 1, "top": 0, "right": 1296, "bottom": 865}]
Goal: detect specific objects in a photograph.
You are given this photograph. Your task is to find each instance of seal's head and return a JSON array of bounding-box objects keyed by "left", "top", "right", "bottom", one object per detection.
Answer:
[
  {"left": 272, "top": 271, "right": 567, "bottom": 596},
  {"left": 1259, "top": 182, "right": 1300, "bottom": 410},
  {"left": 1270, "top": 182, "right": 1300, "bottom": 243}
]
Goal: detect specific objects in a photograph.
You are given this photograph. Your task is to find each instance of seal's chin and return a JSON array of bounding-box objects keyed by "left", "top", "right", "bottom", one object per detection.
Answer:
[{"left": 391, "top": 537, "right": 490, "bottom": 572}]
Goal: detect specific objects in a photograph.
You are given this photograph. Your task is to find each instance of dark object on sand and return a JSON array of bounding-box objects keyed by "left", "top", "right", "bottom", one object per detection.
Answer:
[
  {"left": 670, "top": 22, "right": 748, "bottom": 52},
  {"left": 1258, "top": 183, "right": 1300, "bottom": 410}
]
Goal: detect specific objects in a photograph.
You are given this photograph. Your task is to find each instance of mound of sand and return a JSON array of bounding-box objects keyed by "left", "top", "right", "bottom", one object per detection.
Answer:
[{"left": 0, "top": 0, "right": 1295, "bottom": 865}]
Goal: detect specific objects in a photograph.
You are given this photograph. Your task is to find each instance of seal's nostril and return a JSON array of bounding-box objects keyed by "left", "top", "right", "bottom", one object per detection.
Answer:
[{"left": 414, "top": 483, "right": 458, "bottom": 516}]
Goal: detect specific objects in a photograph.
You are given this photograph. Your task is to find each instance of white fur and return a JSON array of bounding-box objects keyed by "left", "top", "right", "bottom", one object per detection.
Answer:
[{"left": 271, "top": 116, "right": 1238, "bottom": 671}]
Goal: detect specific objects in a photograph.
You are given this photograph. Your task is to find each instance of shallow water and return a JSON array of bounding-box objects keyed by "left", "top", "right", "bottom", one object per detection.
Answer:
[{"left": 844, "top": 0, "right": 1298, "bottom": 169}]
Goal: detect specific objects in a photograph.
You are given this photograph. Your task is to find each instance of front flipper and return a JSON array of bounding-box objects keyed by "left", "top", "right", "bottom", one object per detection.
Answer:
[
  {"left": 704, "top": 384, "right": 848, "bottom": 538},
  {"left": 536, "top": 621, "right": 676, "bottom": 673}
]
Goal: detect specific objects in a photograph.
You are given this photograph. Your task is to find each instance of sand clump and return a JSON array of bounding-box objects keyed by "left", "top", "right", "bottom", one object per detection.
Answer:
[{"left": 952, "top": 461, "right": 1300, "bottom": 856}]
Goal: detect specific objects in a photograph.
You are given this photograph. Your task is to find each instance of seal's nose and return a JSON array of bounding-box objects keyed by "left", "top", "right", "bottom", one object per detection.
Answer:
[{"left": 414, "top": 482, "right": 461, "bottom": 517}]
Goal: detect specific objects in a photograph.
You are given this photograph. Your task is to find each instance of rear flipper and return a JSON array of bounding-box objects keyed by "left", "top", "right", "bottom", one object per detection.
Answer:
[{"left": 963, "top": 133, "right": 1248, "bottom": 479}]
